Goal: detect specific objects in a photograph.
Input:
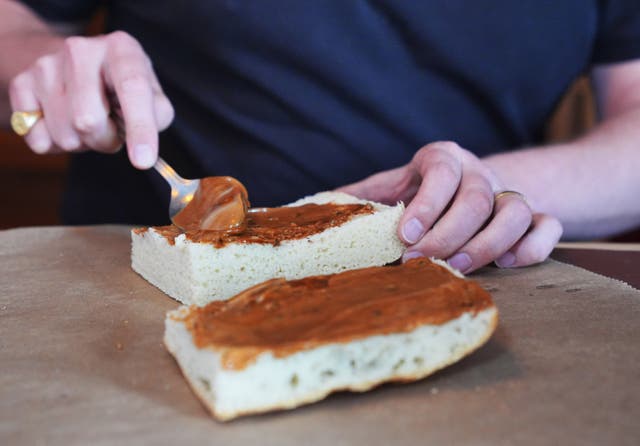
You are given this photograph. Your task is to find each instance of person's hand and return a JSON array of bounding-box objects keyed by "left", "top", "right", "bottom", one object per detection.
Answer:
[
  {"left": 8, "top": 31, "right": 174, "bottom": 169},
  {"left": 339, "top": 141, "right": 563, "bottom": 273}
]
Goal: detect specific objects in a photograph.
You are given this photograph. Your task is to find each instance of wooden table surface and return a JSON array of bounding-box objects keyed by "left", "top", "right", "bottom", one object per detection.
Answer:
[{"left": 1, "top": 227, "right": 639, "bottom": 445}]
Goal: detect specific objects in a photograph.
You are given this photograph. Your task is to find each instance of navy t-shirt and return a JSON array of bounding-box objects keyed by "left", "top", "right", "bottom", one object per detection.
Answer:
[{"left": 19, "top": 1, "right": 640, "bottom": 225}]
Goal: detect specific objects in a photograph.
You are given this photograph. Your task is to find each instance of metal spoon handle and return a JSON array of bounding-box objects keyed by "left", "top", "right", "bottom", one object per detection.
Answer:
[
  {"left": 152, "top": 157, "right": 201, "bottom": 218},
  {"left": 154, "top": 157, "right": 189, "bottom": 188}
]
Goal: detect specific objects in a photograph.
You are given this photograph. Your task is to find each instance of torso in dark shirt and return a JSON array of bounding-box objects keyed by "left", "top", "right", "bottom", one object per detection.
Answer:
[{"left": 19, "top": 0, "right": 640, "bottom": 224}]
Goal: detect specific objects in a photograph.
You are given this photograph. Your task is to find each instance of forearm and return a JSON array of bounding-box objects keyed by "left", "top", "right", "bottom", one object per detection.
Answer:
[
  {"left": 484, "top": 107, "right": 640, "bottom": 239},
  {"left": 0, "top": 1, "right": 70, "bottom": 123}
]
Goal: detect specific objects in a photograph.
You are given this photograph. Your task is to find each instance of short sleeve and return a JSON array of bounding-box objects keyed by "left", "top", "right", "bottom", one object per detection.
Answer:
[
  {"left": 592, "top": 0, "right": 640, "bottom": 64},
  {"left": 18, "top": 0, "right": 103, "bottom": 23}
]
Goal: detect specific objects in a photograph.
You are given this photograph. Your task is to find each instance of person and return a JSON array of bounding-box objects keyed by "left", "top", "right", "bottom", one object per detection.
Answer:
[{"left": 1, "top": 1, "right": 640, "bottom": 274}]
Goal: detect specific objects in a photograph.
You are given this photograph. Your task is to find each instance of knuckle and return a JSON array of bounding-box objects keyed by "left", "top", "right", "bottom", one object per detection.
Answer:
[
  {"left": 429, "top": 159, "right": 460, "bottom": 184},
  {"left": 468, "top": 240, "right": 497, "bottom": 265},
  {"left": 31, "top": 56, "right": 61, "bottom": 89},
  {"left": 8, "top": 73, "right": 30, "bottom": 98},
  {"left": 509, "top": 201, "right": 534, "bottom": 228},
  {"left": 107, "top": 31, "right": 145, "bottom": 58},
  {"left": 470, "top": 243, "right": 497, "bottom": 267},
  {"left": 461, "top": 188, "right": 493, "bottom": 221},
  {"left": 132, "top": 127, "right": 156, "bottom": 138},
  {"left": 63, "top": 36, "right": 90, "bottom": 57},
  {"left": 117, "top": 73, "right": 150, "bottom": 95},
  {"left": 424, "top": 231, "right": 453, "bottom": 257},
  {"left": 430, "top": 140, "right": 462, "bottom": 154},
  {"left": 416, "top": 142, "right": 448, "bottom": 159},
  {"left": 127, "top": 121, "right": 156, "bottom": 136},
  {"left": 412, "top": 146, "right": 429, "bottom": 165},
  {"left": 72, "top": 113, "right": 101, "bottom": 134},
  {"left": 410, "top": 202, "right": 434, "bottom": 221},
  {"left": 413, "top": 144, "right": 462, "bottom": 179},
  {"left": 33, "top": 54, "right": 57, "bottom": 76},
  {"left": 107, "top": 30, "right": 136, "bottom": 47}
]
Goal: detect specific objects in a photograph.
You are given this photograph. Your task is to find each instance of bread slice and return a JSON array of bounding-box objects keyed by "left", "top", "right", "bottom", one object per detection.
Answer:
[
  {"left": 164, "top": 258, "right": 498, "bottom": 421},
  {"left": 131, "top": 192, "right": 405, "bottom": 305}
]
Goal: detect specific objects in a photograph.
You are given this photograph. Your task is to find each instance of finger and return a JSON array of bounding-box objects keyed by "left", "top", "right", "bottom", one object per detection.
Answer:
[
  {"left": 336, "top": 166, "right": 417, "bottom": 204},
  {"left": 495, "top": 213, "right": 563, "bottom": 268},
  {"left": 8, "top": 71, "right": 54, "bottom": 154},
  {"left": 399, "top": 142, "right": 463, "bottom": 244},
  {"left": 441, "top": 192, "right": 533, "bottom": 273},
  {"left": 405, "top": 170, "right": 494, "bottom": 261},
  {"left": 32, "top": 54, "right": 82, "bottom": 152},
  {"left": 152, "top": 94, "right": 174, "bottom": 131},
  {"left": 63, "top": 37, "right": 121, "bottom": 153},
  {"left": 148, "top": 67, "right": 175, "bottom": 131},
  {"left": 104, "top": 31, "right": 158, "bottom": 169}
]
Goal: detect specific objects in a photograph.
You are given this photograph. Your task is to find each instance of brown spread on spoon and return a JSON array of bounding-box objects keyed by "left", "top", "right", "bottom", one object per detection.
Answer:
[
  {"left": 172, "top": 257, "right": 494, "bottom": 370},
  {"left": 171, "top": 176, "right": 250, "bottom": 233}
]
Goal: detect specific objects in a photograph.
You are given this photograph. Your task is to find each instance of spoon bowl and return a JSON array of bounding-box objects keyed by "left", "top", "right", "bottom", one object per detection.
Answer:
[{"left": 154, "top": 158, "right": 249, "bottom": 231}]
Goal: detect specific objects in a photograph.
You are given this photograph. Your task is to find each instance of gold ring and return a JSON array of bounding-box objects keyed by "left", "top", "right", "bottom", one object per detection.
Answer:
[
  {"left": 10, "top": 110, "right": 43, "bottom": 136},
  {"left": 494, "top": 190, "right": 528, "bottom": 204}
]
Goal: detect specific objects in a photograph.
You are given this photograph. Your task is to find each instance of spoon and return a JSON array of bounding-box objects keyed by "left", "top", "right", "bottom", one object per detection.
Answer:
[
  {"left": 153, "top": 157, "right": 249, "bottom": 232},
  {"left": 108, "top": 101, "right": 248, "bottom": 231},
  {"left": 153, "top": 157, "right": 200, "bottom": 220}
]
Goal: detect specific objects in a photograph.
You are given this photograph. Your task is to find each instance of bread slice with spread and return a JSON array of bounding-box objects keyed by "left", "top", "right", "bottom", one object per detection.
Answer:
[
  {"left": 131, "top": 192, "right": 404, "bottom": 306},
  {"left": 164, "top": 257, "right": 498, "bottom": 421}
]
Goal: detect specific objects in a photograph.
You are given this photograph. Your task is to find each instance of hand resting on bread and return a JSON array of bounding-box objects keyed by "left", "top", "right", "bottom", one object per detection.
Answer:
[{"left": 339, "top": 141, "right": 563, "bottom": 273}]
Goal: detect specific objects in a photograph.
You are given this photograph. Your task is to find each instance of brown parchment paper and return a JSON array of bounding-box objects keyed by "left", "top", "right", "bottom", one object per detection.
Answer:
[{"left": 1, "top": 226, "right": 639, "bottom": 445}]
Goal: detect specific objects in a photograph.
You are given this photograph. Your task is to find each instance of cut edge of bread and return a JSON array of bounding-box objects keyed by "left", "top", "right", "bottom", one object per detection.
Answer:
[
  {"left": 131, "top": 191, "right": 406, "bottom": 305},
  {"left": 164, "top": 303, "right": 498, "bottom": 421}
]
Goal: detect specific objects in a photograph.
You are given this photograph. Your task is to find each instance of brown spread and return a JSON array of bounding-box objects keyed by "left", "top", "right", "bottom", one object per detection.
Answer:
[
  {"left": 172, "top": 176, "right": 249, "bottom": 232},
  {"left": 175, "top": 258, "right": 495, "bottom": 370},
  {"left": 150, "top": 202, "right": 374, "bottom": 247}
]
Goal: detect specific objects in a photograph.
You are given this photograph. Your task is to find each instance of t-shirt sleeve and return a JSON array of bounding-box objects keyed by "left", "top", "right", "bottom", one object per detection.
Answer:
[
  {"left": 592, "top": 0, "right": 640, "bottom": 64},
  {"left": 18, "top": 0, "right": 102, "bottom": 23}
]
